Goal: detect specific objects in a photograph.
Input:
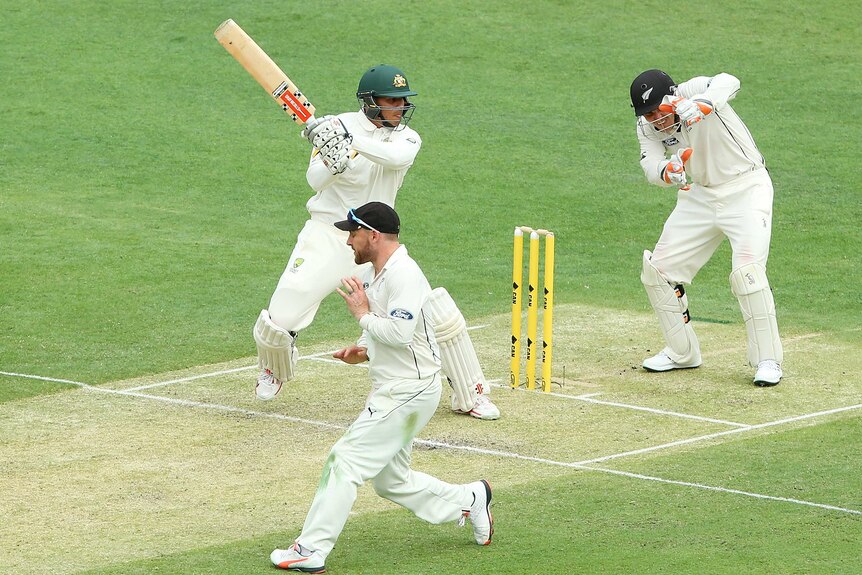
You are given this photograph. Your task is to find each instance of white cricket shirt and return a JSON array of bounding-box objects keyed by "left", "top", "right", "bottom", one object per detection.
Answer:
[
  {"left": 637, "top": 73, "right": 766, "bottom": 188},
  {"left": 304, "top": 111, "right": 422, "bottom": 224},
  {"left": 357, "top": 245, "right": 441, "bottom": 387}
]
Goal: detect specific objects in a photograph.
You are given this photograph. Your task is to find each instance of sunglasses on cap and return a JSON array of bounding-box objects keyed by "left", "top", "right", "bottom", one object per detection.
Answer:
[{"left": 348, "top": 208, "right": 381, "bottom": 234}]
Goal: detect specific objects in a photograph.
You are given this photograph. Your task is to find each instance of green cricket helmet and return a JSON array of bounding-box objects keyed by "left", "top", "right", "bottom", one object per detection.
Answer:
[{"left": 356, "top": 64, "right": 417, "bottom": 128}]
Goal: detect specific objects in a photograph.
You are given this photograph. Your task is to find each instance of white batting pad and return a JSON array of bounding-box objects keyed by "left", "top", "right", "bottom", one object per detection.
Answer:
[
  {"left": 730, "top": 263, "right": 783, "bottom": 366},
  {"left": 641, "top": 251, "right": 702, "bottom": 365},
  {"left": 426, "top": 287, "right": 485, "bottom": 413},
  {"left": 253, "top": 309, "right": 298, "bottom": 382}
]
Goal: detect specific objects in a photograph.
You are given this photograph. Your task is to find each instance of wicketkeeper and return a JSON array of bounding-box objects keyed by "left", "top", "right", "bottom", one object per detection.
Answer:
[
  {"left": 630, "top": 69, "right": 783, "bottom": 386},
  {"left": 253, "top": 64, "right": 500, "bottom": 418}
]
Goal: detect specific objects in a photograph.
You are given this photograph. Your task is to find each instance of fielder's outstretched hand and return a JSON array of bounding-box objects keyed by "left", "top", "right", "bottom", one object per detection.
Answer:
[
  {"left": 333, "top": 345, "right": 368, "bottom": 364},
  {"left": 337, "top": 276, "right": 370, "bottom": 321}
]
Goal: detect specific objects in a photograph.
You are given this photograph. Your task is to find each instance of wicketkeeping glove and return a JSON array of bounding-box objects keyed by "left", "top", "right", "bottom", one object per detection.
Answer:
[
  {"left": 660, "top": 147, "right": 693, "bottom": 186},
  {"left": 663, "top": 96, "right": 713, "bottom": 128}
]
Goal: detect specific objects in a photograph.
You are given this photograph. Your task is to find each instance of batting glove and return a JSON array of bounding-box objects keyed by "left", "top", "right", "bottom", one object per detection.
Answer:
[
  {"left": 302, "top": 115, "right": 351, "bottom": 150},
  {"left": 320, "top": 140, "right": 352, "bottom": 175},
  {"left": 319, "top": 133, "right": 351, "bottom": 157},
  {"left": 301, "top": 115, "right": 328, "bottom": 141}
]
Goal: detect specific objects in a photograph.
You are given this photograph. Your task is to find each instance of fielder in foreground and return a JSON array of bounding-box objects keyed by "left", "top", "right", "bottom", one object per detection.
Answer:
[
  {"left": 630, "top": 69, "right": 783, "bottom": 386},
  {"left": 250, "top": 62, "right": 499, "bottom": 419},
  {"left": 270, "top": 203, "right": 493, "bottom": 573}
]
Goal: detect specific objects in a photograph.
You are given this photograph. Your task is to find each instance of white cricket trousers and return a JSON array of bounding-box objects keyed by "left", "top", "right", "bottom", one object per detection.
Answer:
[
  {"left": 651, "top": 168, "right": 774, "bottom": 283},
  {"left": 297, "top": 372, "right": 472, "bottom": 559},
  {"left": 268, "top": 219, "right": 370, "bottom": 331}
]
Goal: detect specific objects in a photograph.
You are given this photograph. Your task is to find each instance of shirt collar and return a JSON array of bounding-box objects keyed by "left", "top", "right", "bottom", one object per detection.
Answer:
[
  {"left": 372, "top": 244, "right": 407, "bottom": 284},
  {"left": 356, "top": 108, "right": 395, "bottom": 134}
]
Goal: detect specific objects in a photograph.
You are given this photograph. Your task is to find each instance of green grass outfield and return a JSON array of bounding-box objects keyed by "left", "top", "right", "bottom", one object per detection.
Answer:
[{"left": 2, "top": 1, "right": 860, "bottom": 574}]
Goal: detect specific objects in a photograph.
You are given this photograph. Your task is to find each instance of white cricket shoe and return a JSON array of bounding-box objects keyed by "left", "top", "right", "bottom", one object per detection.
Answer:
[
  {"left": 460, "top": 480, "right": 494, "bottom": 545},
  {"left": 256, "top": 369, "right": 282, "bottom": 400},
  {"left": 469, "top": 395, "right": 501, "bottom": 420},
  {"left": 754, "top": 360, "right": 782, "bottom": 387},
  {"left": 642, "top": 349, "right": 702, "bottom": 372},
  {"left": 270, "top": 541, "right": 326, "bottom": 573}
]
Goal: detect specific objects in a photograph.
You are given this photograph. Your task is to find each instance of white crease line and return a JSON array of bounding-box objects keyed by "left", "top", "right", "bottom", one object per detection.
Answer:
[
  {"left": 492, "top": 382, "right": 750, "bottom": 428},
  {"left": 571, "top": 395, "right": 750, "bottom": 427},
  {"left": 574, "top": 402, "right": 862, "bottom": 465},
  {"left": 123, "top": 327, "right": 488, "bottom": 391},
  {"left": 410, "top": 439, "right": 861, "bottom": 516},
  {"left": 125, "top": 350, "right": 344, "bottom": 391},
  {"left": 306, "top": 357, "right": 370, "bottom": 368},
  {"left": 582, "top": 466, "right": 861, "bottom": 516},
  {"left": 126, "top": 366, "right": 257, "bottom": 391},
  {"left": 1, "top": 369, "right": 860, "bottom": 516},
  {"left": 1, "top": 371, "right": 87, "bottom": 386}
]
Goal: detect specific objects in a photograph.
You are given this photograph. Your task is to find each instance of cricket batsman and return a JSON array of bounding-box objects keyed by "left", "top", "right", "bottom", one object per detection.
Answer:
[{"left": 252, "top": 64, "right": 501, "bottom": 417}]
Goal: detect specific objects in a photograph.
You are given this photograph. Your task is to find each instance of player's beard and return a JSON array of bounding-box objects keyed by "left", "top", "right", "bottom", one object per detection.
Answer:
[{"left": 352, "top": 245, "right": 371, "bottom": 265}]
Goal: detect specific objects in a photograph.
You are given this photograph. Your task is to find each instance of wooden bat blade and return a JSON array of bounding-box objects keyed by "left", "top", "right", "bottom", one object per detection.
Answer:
[{"left": 214, "top": 19, "right": 315, "bottom": 125}]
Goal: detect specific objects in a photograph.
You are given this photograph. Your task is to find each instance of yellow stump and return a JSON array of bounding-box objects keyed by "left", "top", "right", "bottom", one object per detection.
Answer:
[
  {"left": 525, "top": 231, "right": 540, "bottom": 390},
  {"left": 510, "top": 227, "right": 524, "bottom": 388},
  {"left": 541, "top": 232, "right": 555, "bottom": 392}
]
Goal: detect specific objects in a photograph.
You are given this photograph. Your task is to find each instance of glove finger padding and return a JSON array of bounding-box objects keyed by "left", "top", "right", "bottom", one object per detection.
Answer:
[
  {"left": 307, "top": 116, "right": 351, "bottom": 150},
  {"left": 661, "top": 147, "right": 692, "bottom": 186},
  {"left": 301, "top": 114, "right": 334, "bottom": 141},
  {"left": 674, "top": 96, "right": 713, "bottom": 127},
  {"left": 660, "top": 159, "right": 687, "bottom": 185},
  {"left": 319, "top": 133, "right": 352, "bottom": 156},
  {"left": 321, "top": 143, "right": 351, "bottom": 174}
]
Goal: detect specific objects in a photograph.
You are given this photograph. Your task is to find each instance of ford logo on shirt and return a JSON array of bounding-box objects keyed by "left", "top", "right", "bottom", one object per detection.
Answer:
[{"left": 390, "top": 308, "right": 414, "bottom": 320}]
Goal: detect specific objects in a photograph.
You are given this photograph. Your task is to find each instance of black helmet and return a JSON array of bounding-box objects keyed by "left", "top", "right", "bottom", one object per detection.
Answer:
[{"left": 630, "top": 69, "right": 675, "bottom": 116}]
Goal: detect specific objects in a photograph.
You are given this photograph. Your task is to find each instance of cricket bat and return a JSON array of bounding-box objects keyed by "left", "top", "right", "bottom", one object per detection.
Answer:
[{"left": 214, "top": 19, "right": 315, "bottom": 125}]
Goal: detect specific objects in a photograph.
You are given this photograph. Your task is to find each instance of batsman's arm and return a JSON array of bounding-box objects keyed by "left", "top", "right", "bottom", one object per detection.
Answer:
[{"left": 351, "top": 132, "right": 422, "bottom": 170}]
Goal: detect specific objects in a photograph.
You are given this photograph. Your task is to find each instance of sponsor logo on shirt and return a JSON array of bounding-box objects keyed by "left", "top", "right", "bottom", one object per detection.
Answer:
[
  {"left": 663, "top": 137, "right": 679, "bottom": 146},
  {"left": 289, "top": 258, "right": 304, "bottom": 273},
  {"left": 390, "top": 308, "right": 414, "bottom": 320}
]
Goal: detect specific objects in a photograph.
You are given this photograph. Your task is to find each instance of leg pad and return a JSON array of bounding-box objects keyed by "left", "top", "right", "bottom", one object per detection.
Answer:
[{"left": 253, "top": 310, "right": 298, "bottom": 382}]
